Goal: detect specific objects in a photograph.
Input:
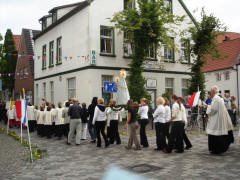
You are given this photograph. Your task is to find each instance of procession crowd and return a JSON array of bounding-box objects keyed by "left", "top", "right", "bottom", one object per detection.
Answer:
[{"left": 0, "top": 85, "right": 238, "bottom": 155}]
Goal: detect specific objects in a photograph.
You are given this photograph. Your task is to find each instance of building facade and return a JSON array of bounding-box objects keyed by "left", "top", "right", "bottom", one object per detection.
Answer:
[
  {"left": 15, "top": 29, "right": 40, "bottom": 103},
  {"left": 203, "top": 33, "right": 240, "bottom": 106},
  {"left": 34, "top": 0, "right": 196, "bottom": 107}
]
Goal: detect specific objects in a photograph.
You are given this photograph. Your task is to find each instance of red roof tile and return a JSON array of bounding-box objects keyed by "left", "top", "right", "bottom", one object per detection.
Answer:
[
  {"left": 217, "top": 32, "right": 240, "bottom": 43},
  {"left": 13, "top": 35, "right": 21, "bottom": 51},
  {"left": 203, "top": 37, "right": 240, "bottom": 72}
]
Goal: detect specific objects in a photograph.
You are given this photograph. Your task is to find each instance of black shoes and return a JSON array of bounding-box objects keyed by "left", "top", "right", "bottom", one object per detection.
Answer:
[
  {"left": 66, "top": 142, "right": 71, "bottom": 145},
  {"left": 185, "top": 145, "right": 192, "bottom": 150}
]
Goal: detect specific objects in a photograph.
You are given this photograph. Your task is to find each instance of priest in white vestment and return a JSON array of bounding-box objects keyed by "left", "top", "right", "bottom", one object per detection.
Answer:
[{"left": 206, "top": 85, "right": 234, "bottom": 154}]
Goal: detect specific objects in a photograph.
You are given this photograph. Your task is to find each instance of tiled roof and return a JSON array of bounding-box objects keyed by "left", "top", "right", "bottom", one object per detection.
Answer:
[
  {"left": 13, "top": 35, "right": 21, "bottom": 51},
  {"left": 203, "top": 37, "right": 240, "bottom": 72},
  {"left": 217, "top": 32, "right": 240, "bottom": 43}
]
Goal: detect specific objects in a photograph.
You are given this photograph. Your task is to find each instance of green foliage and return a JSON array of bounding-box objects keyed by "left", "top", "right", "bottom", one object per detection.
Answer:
[
  {"left": 1, "top": 29, "right": 18, "bottom": 92},
  {"left": 162, "top": 91, "right": 171, "bottom": 100},
  {"left": 188, "top": 9, "right": 226, "bottom": 100},
  {"left": 112, "top": 0, "right": 184, "bottom": 102}
]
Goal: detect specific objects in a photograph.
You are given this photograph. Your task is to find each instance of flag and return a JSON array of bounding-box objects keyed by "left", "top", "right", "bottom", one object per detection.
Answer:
[
  {"left": 15, "top": 99, "right": 28, "bottom": 126},
  {"left": 188, "top": 91, "right": 201, "bottom": 107}
]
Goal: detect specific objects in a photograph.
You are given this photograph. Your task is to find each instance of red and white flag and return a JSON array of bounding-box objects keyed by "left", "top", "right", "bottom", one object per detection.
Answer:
[{"left": 188, "top": 91, "right": 201, "bottom": 107}]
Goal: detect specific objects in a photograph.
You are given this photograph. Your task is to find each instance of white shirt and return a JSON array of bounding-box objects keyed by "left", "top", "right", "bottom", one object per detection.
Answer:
[
  {"left": 153, "top": 105, "right": 166, "bottom": 123},
  {"left": 27, "top": 106, "right": 35, "bottom": 121},
  {"left": 92, "top": 105, "right": 106, "bottom": 125},
  {"left": 171, "top": 103, "right": 184, "bottom": 122},
  {"left": 38, "top": 111, "right": 45, "bottom": 125},
  {"left": 44, "top": 110, "right": 56, "bottom": 125},
  {"left": 7, "top": 109, "right": 16, "bottom": 119},
  {"left": 164, "top": 105, "right": 171, "bottom": 122},
  {"left": 55, "top": 108, "right": 65, "bottom": 125},
  {"left": 206, "top": 94, "right": 233, "bottom": 135},
  {"left": 62, "top": 107, "right": 70, "bottom": 124},
  {"left": 138, "top": 105, "right": 149, "bottom": 119}
]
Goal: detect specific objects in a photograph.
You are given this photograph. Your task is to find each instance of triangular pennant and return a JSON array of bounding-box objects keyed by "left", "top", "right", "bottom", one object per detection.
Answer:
[{"left": 69, "top": 56, "right": 72, "bottom": 60}]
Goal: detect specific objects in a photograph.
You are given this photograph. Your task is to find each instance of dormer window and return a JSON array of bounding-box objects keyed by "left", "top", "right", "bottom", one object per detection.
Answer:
[
  {"left": 52, "top": 11, "right": 57, "bottom": 23},
  {"left": 124, "top": 0, "right": 135, "bottom": 10},
  {"left": 42, "top": 19, "right": 47, "bottom": 30},
  {"left": 164, "top": 0, "right": 173, "bottom": 13}
]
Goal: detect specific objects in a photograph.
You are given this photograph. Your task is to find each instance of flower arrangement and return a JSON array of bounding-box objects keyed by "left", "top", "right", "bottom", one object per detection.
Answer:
[{"left": 0, "top": 126, "right": 47, "bottom": 162}]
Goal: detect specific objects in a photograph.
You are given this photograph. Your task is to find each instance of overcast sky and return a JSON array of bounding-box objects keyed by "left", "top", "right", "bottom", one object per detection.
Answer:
[{"left": 0, "top": 0, "right": 239, "bottom": 37}]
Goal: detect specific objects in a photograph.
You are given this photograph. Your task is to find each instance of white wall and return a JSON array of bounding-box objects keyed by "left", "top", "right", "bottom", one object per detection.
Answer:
[{"left": 205, "top": 68, "right": 238, "bottom": 98}]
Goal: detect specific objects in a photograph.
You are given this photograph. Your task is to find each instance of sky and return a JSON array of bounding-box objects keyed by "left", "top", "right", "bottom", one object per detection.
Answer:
[{"left": 0, "top": 0, "right": 239, "bottom": 37}]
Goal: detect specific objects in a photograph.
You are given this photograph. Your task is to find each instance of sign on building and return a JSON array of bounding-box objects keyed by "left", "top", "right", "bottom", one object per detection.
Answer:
[
  {"left": 104, "top": 82, "right": 118, "bottom": 93},
  {"left": 90, "top": 50, "right": 96, "bottom": 65}
]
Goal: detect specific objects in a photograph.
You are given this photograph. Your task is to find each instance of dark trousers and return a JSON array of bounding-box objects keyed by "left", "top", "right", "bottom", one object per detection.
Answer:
[
  {"left": 95, "top": 121, "right": 108, "bottom": 147},
  {"left": 88, "top": 121, "right": 96, "bottom": 140},
  {"left": 56, "top": 124, "right": 64, "bottom": 138},
  {"left": 28, "top": 120, "right": 35, "bottom": 132},
  {"left": 64, "top": 123, "right": 70, "bottom": 137},
  {"left": 37, "top": 124, "right": 44, "bottom": 136},
  {"left": 140, "top": 119, "right": 149, "bottom": 147},
  {"left": 45, "top": 125, "right": 53, "bottom": 138},
  {"left": 165, "top": 122, "right": 170, "bottom": 142},
  {"left": 155, "top": 122, "right": 167, "bottom": 149},
  {"left": 167, "top": 121, "right": 184, "bottom": 153},
  {"left": 183, "top": 129, "right": 192, "bottom": 148},
  {"left": 109, "top": 120, "right": 121, "bottom": 144}
]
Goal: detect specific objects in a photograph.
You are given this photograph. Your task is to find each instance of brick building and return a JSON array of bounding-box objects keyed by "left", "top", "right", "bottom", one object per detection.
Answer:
[{"left": 14, "top": 29, "right": 40, "bottom": 103}]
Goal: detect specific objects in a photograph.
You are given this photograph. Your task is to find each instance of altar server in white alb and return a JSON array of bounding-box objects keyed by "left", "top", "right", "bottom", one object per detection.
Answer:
[
  {"left": 44, "top": 106, "right": 56, "bottom": 139},
  {"left": 37, "top": 106, "right": 45, "bottom": 137},
  {"left": 27, "top": 103, "right": 36, "bottom": 132},
  {"left": 55, "top": 102, "right": 65, "bottom": 140},
  {"left": 106, "top": 99, "right": 122, "bottom": 145},
  {"left": 138, "top": 98, "right": 149, "bottom": 148},
  {"left": 206, "top": 85, "right": 234, "bottom": 154},
  {"left": 7, "top": 105, "right": 16, "bottom": 128}
]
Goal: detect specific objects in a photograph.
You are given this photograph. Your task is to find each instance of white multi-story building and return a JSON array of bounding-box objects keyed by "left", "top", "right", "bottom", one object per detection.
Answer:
[{"left": 34, "top": 0, "right": 196, "bottom": 107}]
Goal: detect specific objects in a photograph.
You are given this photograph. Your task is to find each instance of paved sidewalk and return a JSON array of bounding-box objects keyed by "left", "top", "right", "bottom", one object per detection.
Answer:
[{"left": 1, "top": 122, "right": 240, "bottom": 180}]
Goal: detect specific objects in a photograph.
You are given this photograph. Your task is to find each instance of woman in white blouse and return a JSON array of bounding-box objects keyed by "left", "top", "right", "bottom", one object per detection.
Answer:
[
  {"left": 138, "top": 98, "right": 149, "bottom": 148},
  {"left": 165, "top": 95, "right": 185, "bottom": 153},
  {"left": 164, "top": 98, "right": 171, "bottom": 142},
  {"left": 153, "top": 97, "right": 166, "bottom": 151}
]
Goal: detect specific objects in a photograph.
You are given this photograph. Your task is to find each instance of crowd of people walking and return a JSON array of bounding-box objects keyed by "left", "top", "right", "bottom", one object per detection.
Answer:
[{"left": 0, "top": 85, "right": 238, "bottom": 155}]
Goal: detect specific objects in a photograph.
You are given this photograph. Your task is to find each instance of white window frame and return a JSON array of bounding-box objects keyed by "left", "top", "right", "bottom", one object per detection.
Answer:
[
  {"left": 182, "top": 79, "right": 189, "bottom": 97},
  {"left": 101, "top": 75, "right": 113, "bottom": 104},
  {"left": 50, "top": 81, "right": 54, "bottom": 103},
  {"left": 36, "top": 84, "right": 39, "bottom": 105},
  {"left": 56, "top": 37, "right": 62, "bottom": 64},
  {"left": 180, "top": 39, "right": 190, "bottom": 63},
  {"left": 49, "top": 41, "right": 54, "bottom": 66},
  {"left": 43, "top": 82, "right": 46, "bottom": 99},
  {"left": 42, "top": 45, "right": 47, "bottom": 69},
  {"left": 100, "top": 26, "right": 114, "bottom": 55},
  {"left": 165, "top": 78, "right": 174, "bottom": 94},
  {"left": 216, "top": 72, "right": 221, "bottom": 81},
  {"left": 68, "top": 78, "right": 76, "bottom": 99},
  {"left": 225, "top": 71, "right": 230, "bottom": 80},
  {"left": 23, "top": 67, "right": 28, "bottom": 79}
]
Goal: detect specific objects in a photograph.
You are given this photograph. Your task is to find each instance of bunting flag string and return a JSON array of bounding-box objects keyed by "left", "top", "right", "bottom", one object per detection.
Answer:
[
  {"left": 0, "top": 72, "right": 33, "bottom": 78},
  {"left": 2, "top": 53, "right": 90, "bottom": 61}
]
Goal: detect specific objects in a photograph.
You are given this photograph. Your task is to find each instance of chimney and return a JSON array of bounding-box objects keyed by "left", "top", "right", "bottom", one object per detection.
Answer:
[{"left": 223, "top": 36, "right": 230, "bottom": 42}]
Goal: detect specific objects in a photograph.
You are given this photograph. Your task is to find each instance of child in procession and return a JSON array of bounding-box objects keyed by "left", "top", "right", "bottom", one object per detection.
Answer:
[
  {"left": 37, "top": 106, "right": 45, "bottom": 137},
  {"left": 7, "top": 106, "right": 16, "bottom": 128},
  {"left": 27, "top": 102, "right": 36, "bottom": 132},
  {"left": 81, "top": 103, "right": 89, "bottom": 140},
  {"left": 164, "top": 98, "right": 171, "bottom": 142},
  {"left": 106, "top": 99, "right": 122, "bottom": 145},
  {"left": 55, "top": 102, "right": 65, "bottom": 140},
  {"left": 138, "top": 98, "right": 149, "bottom": 148}
]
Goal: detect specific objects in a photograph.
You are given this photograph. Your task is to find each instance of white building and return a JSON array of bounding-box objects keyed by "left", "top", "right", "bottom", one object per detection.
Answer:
[
  {"left": 203, "top": 33, "right": 240, "bottom": 106},
  {"left": 34, "top": 0, "right": 196, "bottom": 107}
]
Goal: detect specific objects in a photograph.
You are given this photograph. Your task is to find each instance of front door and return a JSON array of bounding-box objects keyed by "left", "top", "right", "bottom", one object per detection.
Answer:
[{"left": 147, "top": 89, "right": 157, "bottom": 109}]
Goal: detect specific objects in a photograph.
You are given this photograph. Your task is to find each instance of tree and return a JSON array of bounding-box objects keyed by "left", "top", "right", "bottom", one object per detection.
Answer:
[
  {"left": 111, "top": 0, "right": 184, "bottom": 102},
  {"left": 2, "top": 29, "right": 18, "bottom": 93},
  {"left": 188, "top": 9, "right": 226, "bottom": 100}
]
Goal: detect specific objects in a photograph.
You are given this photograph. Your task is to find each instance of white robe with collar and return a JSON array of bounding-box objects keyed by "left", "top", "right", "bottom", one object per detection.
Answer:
[{"left": 206, "top": 94, "right": 233, "bottom": 136}]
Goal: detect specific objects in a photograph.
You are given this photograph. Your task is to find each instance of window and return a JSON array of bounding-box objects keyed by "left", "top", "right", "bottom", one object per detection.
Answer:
[
  {"left": 100, "top": 26, "right": 114, "bottom": 55},
  {"left": 225, "top": 71, "right": 230, "bottom": 80},
  {"left": 19, "top": 69, "right": 23, "bottom": 80},
  {"left": 68, "top": 78, "right": 76, "bottom": 99},
  {"left": 26, "top": 91, "right": 32, "bottom": 104},
  {"left": 147, "top": 44, "right": 157, "bottom": 60},
  {"left": 36, "top": 84, "right": 39, "bottom": 105},
  {"left": 102, "top": 75, "right": 113, "bottom": 105},
  {"left": 43, "top": 82, "right": 46, "bottom": 99},
  {"left": 123, "top": 32, "right": 134, "bottom": 57},
  {"left": 164, "top": 38, "right": 175, "bottom": 62},
  {"left": 50, "top": 81, "right": 54, "bottom": 103},
  {"left": 180, "top": 39, "right": 190, "bottom": 63},
  {"left": 42, "top": 19, "right": 47, "bottom": 30},
  {"left": 42, "top": 45, "right": 47, "bottom": 69},
  {"left": 216, "top": 72, "right": 221, "bottom": 81},
  {"left": 49, "top": 41, "right": 54, "bottom": 67},
  {"left": 164, "top": 0, "right": 173, "bottom": 13},
  {"left": 52, "top": 11, "right": 57, "bottom": 23},
  {"left": 124, "top": 0, "right": 135, "bottom": 9},
  {"left": 182, "top": 79, "right": 189, "bottom": 97},
  {"left": 23, "top": 68, "right": 28, "bottom": 79},
  {"left": 56, "top": 37, "right": 62, "bottom": 64},
  {"left": 165, "top": 78, "right": 174, "bottom": 94}
]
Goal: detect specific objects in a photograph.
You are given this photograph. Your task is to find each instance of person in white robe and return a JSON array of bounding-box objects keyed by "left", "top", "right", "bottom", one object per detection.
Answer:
[
  {"left": 206, "top": 85, "right": 234, "bottom": 154},
  {"left": 55, "top": 102, "right": 65, "bottom": 140},
  {"left": 27, "top": 103, "right": 36, "bottom": 132}
]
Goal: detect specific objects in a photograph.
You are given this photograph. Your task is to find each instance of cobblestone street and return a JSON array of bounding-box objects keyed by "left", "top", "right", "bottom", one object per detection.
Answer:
[{"left": 1, "top": 122, "right": 240, "bottom": 180}]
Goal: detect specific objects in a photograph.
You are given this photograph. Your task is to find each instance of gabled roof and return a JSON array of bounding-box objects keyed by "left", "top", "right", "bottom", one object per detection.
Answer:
[
  {"left": 203, "top": 37, "right": 240, "bottom": 72},
  {"left": 21, "top": 29, "right": 41, "bottom": 74},
  {"left": 34, "top": 0, "right": 196, "bottom": 40},
  {"left": 13, "top": 35, "right": 21, "bottom": 51}
]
